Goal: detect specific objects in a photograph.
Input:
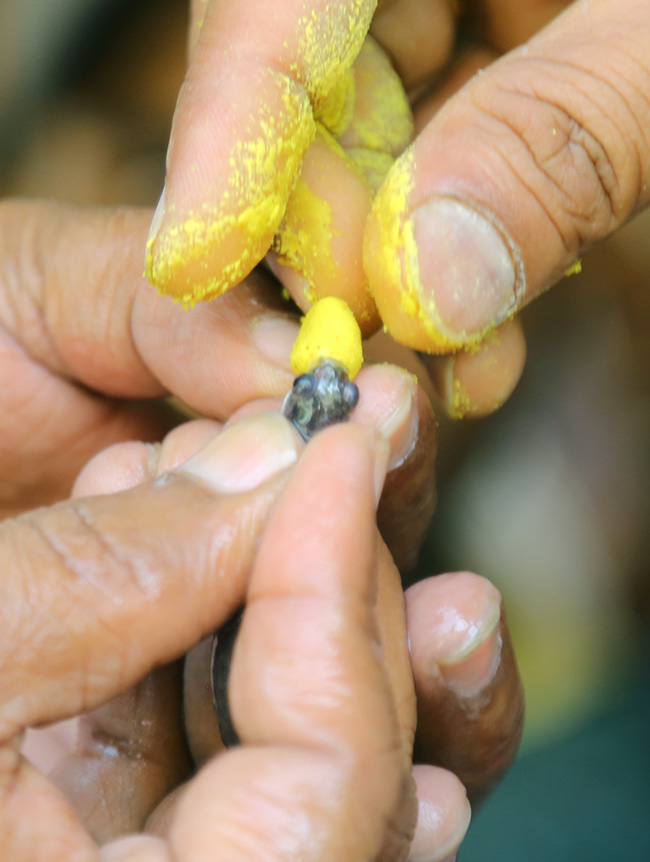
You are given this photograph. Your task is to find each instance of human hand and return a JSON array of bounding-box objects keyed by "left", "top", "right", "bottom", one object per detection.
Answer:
[
  {"left": 19, "top": 410, "right": 523, "bottom": 860},
  {"left": 149, "top": 0, "right": 650, "bottom": 420},
  {"left": 145, "top": 0, "right": 413, "bottom": 331}
]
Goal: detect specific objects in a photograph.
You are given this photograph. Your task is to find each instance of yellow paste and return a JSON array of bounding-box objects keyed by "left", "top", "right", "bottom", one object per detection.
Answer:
[
  {"left": 290, "top": 296, "right": 363, "bottom": 379},
  {"left": 341, "top": 36, "right": 412, "bottom": 158}
]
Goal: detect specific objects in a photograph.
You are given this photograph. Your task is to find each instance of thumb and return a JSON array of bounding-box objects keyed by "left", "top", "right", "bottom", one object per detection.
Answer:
[
  {"left": 0, "top": 412, "right": 301, "bottom": 741},
  {"left": 365, "top": 0, "right": 650, "bottom": 352}
]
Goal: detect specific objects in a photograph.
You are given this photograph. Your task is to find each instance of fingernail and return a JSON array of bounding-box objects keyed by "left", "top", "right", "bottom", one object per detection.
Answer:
[
  {"left": 437, "top": 603, "right": 502, "bottom": 699},
  {"left": 251, "top": 316, "right": 300, "bottom": 369},
  {"left": 410, "top": 197, "right": 524, "bottom": 343},
  {"left": 175, "top": 413, "right": 299, "bottom": 494},
  {"left": 145, "top": 184, "right": 166, "bottom": 281},
  {"left": 373, "top": 435, "right": 391, "bottom": 507},
  {"left": 376, "top": 369, "right": 419, "bottom": 470}
]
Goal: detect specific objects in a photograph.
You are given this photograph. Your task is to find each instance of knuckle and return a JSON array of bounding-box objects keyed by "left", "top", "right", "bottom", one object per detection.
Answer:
[{"left": 471, "top": 57, "right": 641, "bottom": 251}]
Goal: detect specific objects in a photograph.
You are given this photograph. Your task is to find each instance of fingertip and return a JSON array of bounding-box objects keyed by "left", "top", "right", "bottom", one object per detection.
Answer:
[
  {"left": 408, "top": 765, "right": 471, "bottom": 862},
  {"left": 366, "top": 152, "right": 526, "bottom": 353},
  {"left": 338, "top": 35, "right": 413, "bottom": 158},
  {"left": 371, "top": 0, "right": 456, "bottom": 90},
  {"left": 364, "top": 149, "right": 444, "bottom": 352},
  {"left": 406, "top": 572, "right": 502, "bottom": 677},
  {"left": 147, "top": 69, "right": 315, "bottom": 304},
  {"left": 176, "top": 412, "right": 301, "bottom": 495},
  {"left": 407, "top": 573, "right": 524, "bottom": 801},
  {"left": 424, "top": 317, "right": 527, "bottom": 419},
  {"left": 353, "top": 364, "right": 419, "bottom": 468}
]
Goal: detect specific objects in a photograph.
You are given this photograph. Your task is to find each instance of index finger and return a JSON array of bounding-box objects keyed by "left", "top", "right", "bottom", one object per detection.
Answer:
[{"left": 146, "top": 0, "right": 377, "bottom": 304}]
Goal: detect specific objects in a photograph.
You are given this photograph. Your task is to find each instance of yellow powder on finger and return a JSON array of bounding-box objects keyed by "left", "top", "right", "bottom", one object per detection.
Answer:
[
  {"left": 291, "top": 296, "right": 363, "bottom": 378},
  {"left": 294, "top": 0, "right": 376, "bottom": 106},
  {"left": 272, "top": 177, "right": 333, "bottom": 305},
  {"left": 341, "top": 36, "right": 412, "bottom": 157},
  {"left": 272, "top": 124, "right": 348, "bottom": 304},
  {"left": 147, "top": 72, "right": 315, "bottom": 305},
  {"left": 370, "top": 149, "right": 472, "bottom": 353}
]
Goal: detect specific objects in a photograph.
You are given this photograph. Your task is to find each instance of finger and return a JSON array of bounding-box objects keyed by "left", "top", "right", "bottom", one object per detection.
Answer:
[
  {"left": 406, "top": 572, "right": 524, "bottom": 806},
  {"left": 268, "top": 125, "right": 380, "bottom": 334},
  {"left": 467, "top": 0, "right": 572, "bottom": 53},
  {"left": 365, "top": 0, "right": 650, "bottom": 353},
  {"left": 268, "top": 36, "right": 413, "bottom": 332},
  {"left": 181, "top": 368, "right": 428, "bottom": 768},
  {"left": 407, "top": 766, "right": 471, "bottom": 862},
  {"left": 0, "top": 200, "right": 297, "bottom": 417},
  {"left": 50, "top": 663, "right": 191, "bottom": 844},
  {"left": 423, "top": 317, "right": 527, "bottom": 419},
  {"left": 163, "top": 424, "right": 416, "bottom": 862},
  {"left": 181, "top": 532, "right": 417, "bottom": 784},
  {"left": 51, "top": 430, "right": 222, "bottom": 842},
  {"left": 146, "top": 0, "right": 376, "bottom": 304},
  {"left": 370, "top": 0, "right": 457, "bottom": 89},
  {"left": 338, "top": 35, "right": 413, "bottom": 162},
  {"left": 354, "top": 364, "right": 437, "bottom": 571},
  {"left": 0, "top": 411, "right": 302, "bottom": 741}
]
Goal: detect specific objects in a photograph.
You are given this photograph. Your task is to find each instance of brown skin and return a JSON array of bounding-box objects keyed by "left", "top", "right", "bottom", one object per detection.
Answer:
[
  {"left": 50, "top": 665, "right": 193, "bottom": 845},
  {"left": 3, "top": 425, "right": 425, "bottom": 860},
  {"left": 47, "top": 406, "right": 523, "bottom": 851}
]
